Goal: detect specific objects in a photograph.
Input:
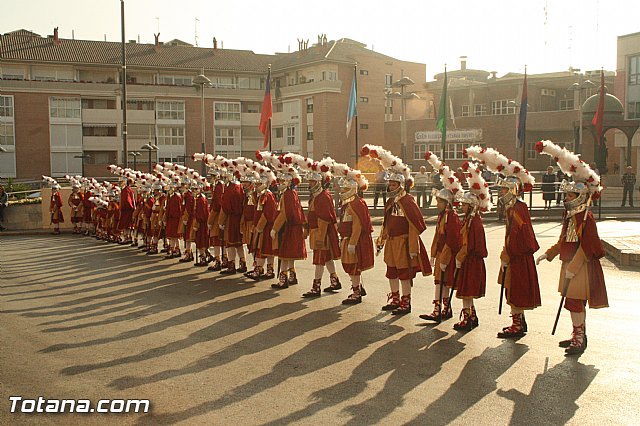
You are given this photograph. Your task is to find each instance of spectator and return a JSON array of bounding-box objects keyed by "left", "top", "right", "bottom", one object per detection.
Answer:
[
  {"left": 481, "top": 167, "right": 494, "bottom": 202},
  {"left": 426, "top": 171, "right": 443, "bottom": 208},
  {"left": 613, "top": 163, "right": 620, "bottom": 175},
  {"left": 373, "top": 165, "right": 388, "bottom": 209},
  {"left": 622, "top": 166, "right": 636, "bottom": 207},
  {"left": 413, "top": 166, "right": 430, "bottom": 208},
  {"left": 541, "top": 166, "right": 556, "bottom": 210},
  {"left": 0, "top": 184, "right": 7, "bottom": 231},
  {"left": 555, "top": 169, "right": 566, "bottom": 205}
]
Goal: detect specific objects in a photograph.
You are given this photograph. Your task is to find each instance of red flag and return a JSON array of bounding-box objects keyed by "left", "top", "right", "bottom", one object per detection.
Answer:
[
  {"left": 592, "top": 69, "right": 605, "bottom": 145},
  {"left": 259, "top": 67, "right": 272, "bottom": 149}
]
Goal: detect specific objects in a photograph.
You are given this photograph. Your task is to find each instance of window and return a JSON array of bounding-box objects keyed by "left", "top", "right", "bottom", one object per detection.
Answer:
[
  {"left": 85, "top": 151, "right": 117, "bottom": 165},
  {"left": 359, "top": 69, "right": 369, "bottom": 76},
  {"left": 210, "top": 76, "right": 237, "bottom": 89},
  {"left": 274, "top": 127, "right": 284, "bottom": 138},
  {"left": 443, "top": 143, "right": 470, "bottom": 160},
  {"left": 359, "top": 97, "right": 369, "bottom": 103},
  {"left": 306, "top": 98, "right": 314, "bottom": 113},
  {"left": 629, "top": 102, "right": 640, "bottom": 119},
  {"left": 244, "top": 103, "right": 260, "bottom": 113},
  {"left": 560, "top": 99, "right": 574, "bottom": 111},
  {"left": 0, "top": 123, "right": 14, "bottom": 145},
  {"left": 462, "top": 105, "right": 471, "bottom": 117},
  {"left": 82, "top": 125, "right": 117, "bottom": 137},
  {"left": 158, "top": 75, "right": 192, "bottom": 86},
  {"left": 158, "top": 155, "right": 185, "bottom": 165},
  {"left": 50, "top": 124, "right": 82, "bottom": 148},
  {"left": 556, "top": 141, "right": 574, "bottom": 151},
  {"left": 157, "top": 127, "right": 185, "bottom": 146},
  {"left": 286, "top": 126, "right": 296, "bottom": 145},
  {"left": 214, "top": 102, "right": 241, "bottom": 121},
  {"left": 385, "top": 74, "right": 393, "bottom": 87},
  {"left": 629, "top": 55, "right": 640, "bottom": 86},
  {"left": 360, "top": 124, "right": 369, "bottom": 130},
  {"left": 274, "top": 102, "right": 283, "bottom": 113},
  {"left": 127, "top": 124, "right": 155, "bottom": 139},
  {"left": 321, "top": 71, "right": 337, "bottom": 81},
  {"left": 0, "top": 96, "right": 13, "bottom": 117},
  {"left": 82, "top": 98, "right": 117, "bottom": 110},
  {"left": 527, "top": 141, "right": 537, "bottom": 160},
  {"left": 306, "top": 125, "right": 313, "bottom": 140},
  {"left": 237, "top": 77, "right": 261, "bottom": 89},
  {"left": 156, "top": 101, "right": 185, "bottom": 120},
  {"left": 51, "top": 152, "right": 82, "bottom": 176},
  {"left": 414, "top": 143, "right": 441, "bottom": 160},
  {"left": 34, "top": 68, "right": 74, "bottom": 82},
  {"left": 1, "top": 66, "right": 24, "bottom": 80},
  {"left": 473, "top": 104, "right": 487, "bottom": 116},
  {"left": 215, "top": 128, "right": 240, "bottom": 146},
  {"left": 385, "top": 99, "right": 393, "bottom": 122},
  {"left": 491, "top": 99, "right": 516, "bottom": 115},
  {"left": 50, "top": 98, "right": 81, "bottom": 118},
  {"left": 126, "top": 100, "right": 154, "bottom": 110}
]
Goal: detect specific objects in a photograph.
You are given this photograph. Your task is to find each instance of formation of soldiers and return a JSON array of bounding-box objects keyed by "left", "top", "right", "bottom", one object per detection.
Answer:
[{"left": 43, "top": 140, "right": 608, "bottom": 356}]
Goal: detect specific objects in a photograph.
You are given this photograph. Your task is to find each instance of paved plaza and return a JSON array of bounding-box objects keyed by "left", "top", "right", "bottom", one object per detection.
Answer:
[{"left": 1, "top": 221, "right": 640, "bottom": 425}]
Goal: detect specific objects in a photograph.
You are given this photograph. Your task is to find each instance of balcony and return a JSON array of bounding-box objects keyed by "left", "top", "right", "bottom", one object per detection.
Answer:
[
  {"left": 278, "top": 80, "right": 342, "bottom": 98},
  {"left": 82, "top": 136, "right": 120, "bottom": 150},
  {"left": 82, "top": 109, "right": 120, "bottom": 123}
]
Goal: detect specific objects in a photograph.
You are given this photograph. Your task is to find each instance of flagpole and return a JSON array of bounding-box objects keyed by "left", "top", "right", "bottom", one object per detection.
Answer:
[
  {"left": 353, "top": 64, "right": 359, "bottom": 168},
  {"left": 438, "top": 65, "right": 447, "bottom": 160},
  {"left": 267, "top": 65, "right": 272, "bottom": 151}
]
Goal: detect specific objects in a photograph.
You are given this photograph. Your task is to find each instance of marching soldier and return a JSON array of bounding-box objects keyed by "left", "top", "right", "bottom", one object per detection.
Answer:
[
  {"left": 192, "top": 182, "right": 212, "bottom": 266},
  {"left": 207, "top": 170, "right": 226, "bottom": 271},
  {"left": 240, "top": 172, "right": 257, "bottom": 273},
  {"left": 118, "top": 178, "right": 136, "bottom": 244},
  {"left": 68, "top": 182, "right": 84, "bottom": 234},
  {"left": 361, "top": 145, "right": 431, "bottom": 315},
  {"left": 82, "top": 186, "right": 96, "bottom": 236},
  {"left": 163, "top": 181, "right": 183, "bottom": 258},
  {"left": 535, "top": 140, "right": 608, "bottom": 355},
  {"left": 180, "top": 180, "right": 196, "bottom": 262},
  {"left": 218, "top": 170, "right": 245, "bottom": 275},
  {"left": 246, "top": 170, "right": 278, "bottom": 281},
  {"left": 49, "top": 181, "right": 64, "bottom": 235}
]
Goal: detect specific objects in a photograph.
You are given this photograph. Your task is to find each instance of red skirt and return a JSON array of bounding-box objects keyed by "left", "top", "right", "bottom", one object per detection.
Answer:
[
  {"left": 224, "top": 214, "right": 243, "bottom": 247},
  {"left": 195, "top": 221, "right": 209, "bottom": 249},
  {"left": 117, "top": 209, "right": 134, "bottom": 231},
  {"left": 455, "top": 254, "right": 486, "bottom": 299},
  {"left": 165, "top": 216, "right": 181, "bottom": 238},
  {"left": 312, "top": 226, "right": 341, "bottom": 265},
  {"left": 183, "top": 216, "right": 194, "bottom": 242},
  {"left": 278, "top": 223, "right": 306, "bottom": 260}
]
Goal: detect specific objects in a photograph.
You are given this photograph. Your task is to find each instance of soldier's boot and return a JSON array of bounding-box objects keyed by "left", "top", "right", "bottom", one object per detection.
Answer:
[
  {"left": 220, "top": 261, "right": 237, "bottom": 275},
  {"left": 453, "top": 308, "right": 473, "bottom": 331},
  {"left": 207, "top": 257, "right": 222, "bottom": 271},
  {"left": 441, "top": 297, "right": 453, "bottom": 321},
  {"left": 565, "top": 324, "right": 587, "bottom": 355},
  {"left": 179, "top": 251, "right": 194, "bottom": 262},
  {"left": 237, "top": 259, "right": 248, "bottom": 274},
  {"left": 323, "top": 273, "right": 342, "bottom": 292},
  {"left": 342, "top": 285, "right": 362, "bottom": 305},
  {"left": 419, "top": 300, "right": 443, "bottom": 322},
  {"left": 470, "top": 305, "right": 479, "bottom": 327},
  {"left": 497, "top": 313, "right": 526, "bottom": 338},
  {"left": 391, "top": 295, "right": 411, "bottom": 315},
  {"left": 264, "top": 263, "right": 275, "bottom": 279},
  {"left": 271, "top": 271, "right": 289, "bottom": 289},
  {"left": 247, "top": 265, "right": 264, "bottom": 281},
  {"left": 381, "top": 291, "right": 401, "bottom": 311},
  {"left": 288, "top": 268, "right": 298, "bottom": 285},
  {"left": 302, "top": 279, "right": 322, "bottom": 298}
]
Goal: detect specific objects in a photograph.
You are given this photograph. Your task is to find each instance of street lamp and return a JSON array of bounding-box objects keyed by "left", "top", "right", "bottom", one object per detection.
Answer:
[
  {"left": 193, "top": 71, "right": 211, "bottom": 174},
  {"left": 389, "top": 75, "right": 419, "bottom": 161},
  {"left": 140, "top": 143, "right": 158, "bottom": 173},
  {"left": 128, "top": 151, "right": 141, "bottom": 170},
  {"left": 568, "top": 78, "right": 596, "bottom": 155}
]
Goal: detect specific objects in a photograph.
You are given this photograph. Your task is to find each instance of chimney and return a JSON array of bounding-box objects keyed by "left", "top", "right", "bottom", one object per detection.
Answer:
[
  {"left": 154, "top": 33, "right": 160, "bottom": 52},
  {"left": 213, "top": 37, "right": 217, "bottom": 49},
  {"left": 490, "top": 71, "right": 497, "bottom": 79},
  {"left": 460, "top": 55, "right": 467, "bottom": 71},
  {"left": 53, "top": 27, "right": 60, "bottom": 45}
]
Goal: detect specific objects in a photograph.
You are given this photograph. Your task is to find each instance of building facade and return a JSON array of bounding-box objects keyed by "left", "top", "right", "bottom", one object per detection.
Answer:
[{"left": 0, "top": 30, "right": 424, "bottom": 179}]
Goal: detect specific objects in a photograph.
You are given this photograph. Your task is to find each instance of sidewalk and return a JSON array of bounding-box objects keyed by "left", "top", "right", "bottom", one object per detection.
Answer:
[{"left": 597, "top": 221, "right": 640, "bottom": 267}]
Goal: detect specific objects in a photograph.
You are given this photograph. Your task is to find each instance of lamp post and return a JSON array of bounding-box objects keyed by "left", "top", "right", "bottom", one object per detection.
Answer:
[
  {"left": 568, "top": 77, "right": 595, "bottom": 155},
  {"left": 193, "top": 71, "right": 211, "bottom": 175},
  {"left": 389, "top": 75, "right": 419, "bottom": 162},
  {"left": 140, "top": 143, "right": 158, "bottom": 173},
  {"left": 128, "top": 151, "right": 141, "bottom": 170}
]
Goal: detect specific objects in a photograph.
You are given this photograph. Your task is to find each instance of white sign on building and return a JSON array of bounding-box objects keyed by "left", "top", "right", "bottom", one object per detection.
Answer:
[{"left": 415, "top": 129, "right": 483, "bottom": 143}]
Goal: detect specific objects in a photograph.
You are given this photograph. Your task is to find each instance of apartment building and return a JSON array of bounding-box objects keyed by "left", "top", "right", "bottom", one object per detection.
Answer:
[{"left": 0, "top": 29, "right": 425, "bottom": 179}]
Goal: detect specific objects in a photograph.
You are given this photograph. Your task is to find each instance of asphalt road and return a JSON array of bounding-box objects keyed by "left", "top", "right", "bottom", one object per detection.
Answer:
[{"left": 1, "top": 221, "right": 639, "bottom": 425}]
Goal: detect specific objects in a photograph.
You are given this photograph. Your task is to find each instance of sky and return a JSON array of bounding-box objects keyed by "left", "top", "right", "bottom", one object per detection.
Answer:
[{"left": 1, "top": 0, "right": 638, "bottom": 79}]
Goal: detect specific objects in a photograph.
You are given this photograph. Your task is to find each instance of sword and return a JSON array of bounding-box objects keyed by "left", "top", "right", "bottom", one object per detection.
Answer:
[
  {"left": 448, "top": 267, "right": 460, "bottom": 303},
  {"left": 499, "top": 265, "right": 507, "bottom": 315},
  {"left": 552, "top": 277, "right": 571, "bottom": 336}
]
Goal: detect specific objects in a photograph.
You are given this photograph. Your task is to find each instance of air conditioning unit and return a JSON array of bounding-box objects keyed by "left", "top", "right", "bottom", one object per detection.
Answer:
[{"left": 541, "top": 89, "right": 556, "bottom": 96}]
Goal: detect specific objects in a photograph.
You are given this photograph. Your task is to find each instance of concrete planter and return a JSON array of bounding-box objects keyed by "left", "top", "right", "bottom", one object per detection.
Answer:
[{"left": 3, "top": 202, "right": 43, "bottom": 231}]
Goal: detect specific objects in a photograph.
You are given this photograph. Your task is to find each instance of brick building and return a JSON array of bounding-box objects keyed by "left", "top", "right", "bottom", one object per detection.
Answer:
[{"left": 0, "top": 29, "right": 424, "bottom": 179}]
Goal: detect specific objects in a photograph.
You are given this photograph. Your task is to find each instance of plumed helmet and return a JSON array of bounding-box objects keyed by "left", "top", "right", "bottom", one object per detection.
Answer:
[
  {"left": 386, "top": 172, "right": 406, "bottom": 186},
  {"left": 436, "top": 188, "right": 455, "bottom": 204},
  {"left": 460, "top": 191, "right": 479, "bottom": 206}
]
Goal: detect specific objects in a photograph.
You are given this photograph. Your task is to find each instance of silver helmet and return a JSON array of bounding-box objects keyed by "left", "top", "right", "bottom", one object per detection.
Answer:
[
  {"left": 561, "top": 180, "right": 590, "bottom": 211},
  {"left": 306, "top": 171, "right": 324, "bottom": 195},
  {"left": 436, "top": 188, "right": 455, "bottom": 205},
  {"left": 385, "top": 171, "right": 405, "bottom": 198},
  {"left": 338, "top": 177, "right": 358, "bottom": 202},
  {"left": 460, "top": 191, "right": 479, "bottom": 207},
  {"left": 496, "top": 175, "right": 521, "bottom": 208}
]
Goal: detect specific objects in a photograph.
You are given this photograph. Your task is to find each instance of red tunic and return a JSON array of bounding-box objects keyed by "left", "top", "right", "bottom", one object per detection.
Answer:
[
  {"left": 107, "top": 201, "right": 120, "bottom": 233},
  {"left": 164, "top": 192, "right": 183, "bottom": 238},
  {"left": 253, "top": 191, "right": 278, "bottom": 257},
  {"left": 50, "top": 192, "right": 64, "bottom": 224},
  {"left": 133, "top": 193, "right": 145, "bottom": 232},
  {"left": 68, "top": 192, "right": 83, "bottom": 223},
  {"left": 308, "top": 190, "right": 341, "bottom": 265},
  {"left": 182, "top": 190, "right": 195, "bottom": 242},
  {"left": 432, "top": 209, "right": 462, "bottom": 286},
  {"left": 194, "top": 194, "right": 210, "bottom": 249},
  {"left": 82, "top": 193, "right": 94, "bottom": 223},
  {"left": 242, "top": 193, "right": 256, "bottom": 248},
  {"left": 338, "top": 196, "right": 375, "bottom": 275},
  {"left": 502, "top": 200, "right": 541, "bottom": 310},
  {"left": 220, "top": 183, "right": 244, "bottom": 247},
  {"left": 117, "top": 185, "right": 136, "bottom": 230},
  {"left": 209, "top": 182, "right": 224, "bottom": 246},
  {"left": 275, "top": 189, "right": 307, "bottom": 260},
  {"left": 382, "top": 194, "right": 431, "bottom": 280},
  {"left": 455, "top": 213, "right": 487, "bottom": 299}
]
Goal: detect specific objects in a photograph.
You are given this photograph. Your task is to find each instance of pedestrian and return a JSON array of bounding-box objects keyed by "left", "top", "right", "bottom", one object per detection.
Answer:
[
  {"left": 362, "top": 144, "right": 432, "bottom": 316},
  {"left": 542, "top": 166, "right": 556, "bottom": 210},
  {"left": 427, "top": 170, "right": 443, "bottom": 207},
  {"left": 420, "top": 152, "right": 462, "bottom": 323},
  {"left": 0, "top": 184, "right": 8, "bottom": 231},
  {"left": 622, "top": 166, "right": 636, "bottom": 207},
  {"left": 414, "top": 166, "right": 430, "bottom": 208},
  {"left": 536, "top": 141, "right": 608, "bottom": 355},
  {"left": 373, "top": 165, "right": 387, "bottom": 209}
]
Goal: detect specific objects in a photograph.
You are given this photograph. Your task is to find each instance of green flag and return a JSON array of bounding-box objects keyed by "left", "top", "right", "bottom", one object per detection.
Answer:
[{"left": 436, "top": 67, "right": 447, "bottom": 157}]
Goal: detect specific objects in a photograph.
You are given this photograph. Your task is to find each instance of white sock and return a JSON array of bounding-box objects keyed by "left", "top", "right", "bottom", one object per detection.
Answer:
[
  {"left": 267, "top": 256, "right": 274, "bottom": 266},
  {"left": 389, "top": 278, "right": 400, "bottom": 293},
  {"left": 511, "top": 307, "right": 524, "bottom": 315},
  {"left": 434, "top": 284, "right": 442, "bottom": 301},
  {"left": 238, "top": 245, "right": 246, "bottom": 261},
  {"left": 226, "top": 247, "right": 237, "bottom": 266},
  {"left": 213, "top": 246, "right": 221, "bottom": 258},
  {"left": 463, "top": 299, "right": 472, "bottom": 309},
  {"left": 326, "top": 259, "right": 336, "bottom": 274},
  {"left": 257, "top": 258, "right": 265, "bottom": 267},
  {"left": 350, "top": 274, "right": 360, "bottom": 289},
  {"left": 314, "top": 264, "right": 324, "bottom": 280},
  {"left": 400, "top": 279, "right": 411, "bottom": 296},
  {"left": 570, "top": 311, "right": 586, "bottom": 326}
]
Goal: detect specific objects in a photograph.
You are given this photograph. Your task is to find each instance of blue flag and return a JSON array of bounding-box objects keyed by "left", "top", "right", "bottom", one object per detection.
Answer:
[
  {"left": 346, "top": 71, "right": 357, "bottom": 137},
  {"left": 517, "top": 71, "right": 528, "bottom": 148}
]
